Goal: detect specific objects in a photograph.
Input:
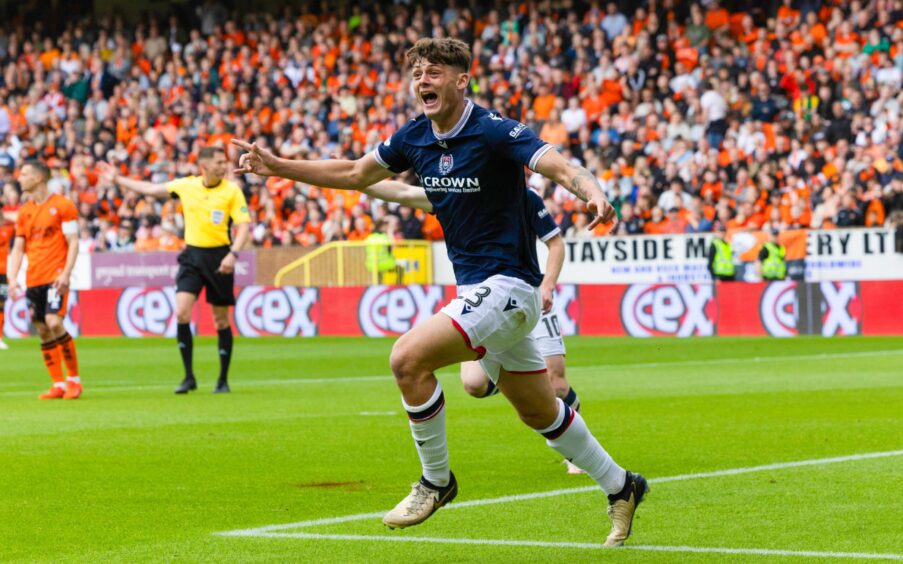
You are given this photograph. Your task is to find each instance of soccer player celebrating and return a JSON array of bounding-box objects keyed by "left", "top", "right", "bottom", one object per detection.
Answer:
[
  {"left": 98, "top": 147, "right": 250, "bottom": 394},
  {"left": 361, "top": 180, "right": 586, "bottom": 474},
  {"left": 7, "top": 160, "right": 82, "bottom": 398},
  {"left": 233, "top": 38, "right": 647, "bottom": 546}
]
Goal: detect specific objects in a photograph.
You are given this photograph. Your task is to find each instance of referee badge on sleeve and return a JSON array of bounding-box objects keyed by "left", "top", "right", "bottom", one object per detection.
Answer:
[{"left": 211, "top": 210, "right": 225, "bottom": 224}]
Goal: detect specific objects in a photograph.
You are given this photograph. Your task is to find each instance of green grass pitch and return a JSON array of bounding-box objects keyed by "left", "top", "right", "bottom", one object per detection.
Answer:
[{"left": 1, "top": 335, "right": 901, "bottom": 562}]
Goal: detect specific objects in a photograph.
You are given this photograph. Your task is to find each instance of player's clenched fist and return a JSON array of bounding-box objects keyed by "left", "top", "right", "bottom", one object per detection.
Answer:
[
  {"left": 586, "top": 195, "right": 616, "bottom": 229},
  {"left": 232, "top": 139, "right": 279, "bottom": 177}
]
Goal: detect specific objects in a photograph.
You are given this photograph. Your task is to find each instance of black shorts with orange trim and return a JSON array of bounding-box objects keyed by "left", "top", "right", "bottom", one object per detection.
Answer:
[
  {"left": 0, "top": 273, "right": 7, "bottom": 306},
  {"left": 25, "top": 283, "right": 69, "bottom": 323}
]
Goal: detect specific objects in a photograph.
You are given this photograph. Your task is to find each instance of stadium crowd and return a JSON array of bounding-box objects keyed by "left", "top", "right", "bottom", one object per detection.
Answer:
[{"left": 0, "top": 0, "right": 902, "bottom": 251}]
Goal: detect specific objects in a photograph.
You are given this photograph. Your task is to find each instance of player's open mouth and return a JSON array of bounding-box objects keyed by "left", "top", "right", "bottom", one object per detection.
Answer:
[{"left": 421, "top": 92, "right": 439, "bottom": 108}]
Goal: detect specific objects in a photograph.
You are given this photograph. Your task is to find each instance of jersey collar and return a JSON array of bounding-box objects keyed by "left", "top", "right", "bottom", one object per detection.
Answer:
[{"left": 431, "top": 99, "right": 474, "bottom": 141}]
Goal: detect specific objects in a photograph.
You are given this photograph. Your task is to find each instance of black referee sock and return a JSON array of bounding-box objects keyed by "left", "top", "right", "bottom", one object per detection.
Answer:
[
  {"left": 177, "top": 323, "right": 194, "bottom": 380},
  {"left": 217, "top": 327, "right": 233, "bottom": 383}
]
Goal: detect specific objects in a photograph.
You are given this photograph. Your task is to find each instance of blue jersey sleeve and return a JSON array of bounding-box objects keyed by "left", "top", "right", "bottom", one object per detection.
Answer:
[
  {"left": 373, "top": 120, "right": 415, "bottom": 174},
  {"left": 481, "top": 113, "right": 552, "bottom": 171},
  {"left": 526, "top": 190, "right": 560, "bottom": 241}
]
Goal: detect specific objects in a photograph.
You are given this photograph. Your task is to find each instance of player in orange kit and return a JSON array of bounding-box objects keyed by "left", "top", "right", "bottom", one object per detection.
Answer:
[
  {"left": 7, "top": 160, "right": 83, "bottom": 399},
  {"left": 0, "top": 213, "right": 13, "bottom": 350}
]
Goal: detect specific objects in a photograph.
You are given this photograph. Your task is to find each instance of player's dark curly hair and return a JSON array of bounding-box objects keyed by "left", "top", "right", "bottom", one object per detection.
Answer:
[{"left": 406, "top": 38, "right": 471, "bottom": 73}]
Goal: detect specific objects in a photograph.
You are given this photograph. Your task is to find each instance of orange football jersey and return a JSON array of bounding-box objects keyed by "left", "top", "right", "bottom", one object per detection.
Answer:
[
  {"left": 0, "top": 222, "right": 13, "bottom": 275},
  {"left": 14, "top": 194, "right": 78, "bottom": 287}
]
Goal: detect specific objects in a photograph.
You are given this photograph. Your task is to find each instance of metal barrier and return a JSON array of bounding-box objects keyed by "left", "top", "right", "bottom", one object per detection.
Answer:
[{"left": 274, "top": 240, "right": 433, "bottom": 287}]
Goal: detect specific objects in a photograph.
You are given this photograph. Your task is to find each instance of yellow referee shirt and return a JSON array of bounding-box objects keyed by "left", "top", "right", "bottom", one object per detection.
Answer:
[{"left": 166, "top": 176, "right": 251, "bottom": 248}]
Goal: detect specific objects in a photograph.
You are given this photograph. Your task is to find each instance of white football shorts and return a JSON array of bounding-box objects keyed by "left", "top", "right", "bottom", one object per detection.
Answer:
[
  {"left": 531, "top": 310, "right": 567, "bottom": 358},
  {"left": 440, "top": 274, "right": 546, "bottom": 382}
]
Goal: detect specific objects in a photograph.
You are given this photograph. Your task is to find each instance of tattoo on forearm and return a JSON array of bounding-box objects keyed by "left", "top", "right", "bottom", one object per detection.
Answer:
[{"left": 569, "top": 167, "right": 597, "bottom": 202}]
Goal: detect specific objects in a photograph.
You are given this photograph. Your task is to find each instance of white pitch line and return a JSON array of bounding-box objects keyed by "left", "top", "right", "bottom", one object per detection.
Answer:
[
  {"left": 5, "top": 349, "right": 901, "bottom": 397},
  {"left": 0, "top": 375, "right": 392, "bottom": 397},
  {"left": 567, "top": 349, "right": 903, "bottom": 372},
  {"left": 218, "top": 532, "right": 903, "bottom": 561},
  {"left": 215, "top": 449, "right": 903, "bottom": 536}
]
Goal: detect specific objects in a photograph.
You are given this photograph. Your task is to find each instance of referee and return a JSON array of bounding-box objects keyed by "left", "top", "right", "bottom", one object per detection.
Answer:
[{"left": 99, "top": 147, "right": 251, "bottom": 394}]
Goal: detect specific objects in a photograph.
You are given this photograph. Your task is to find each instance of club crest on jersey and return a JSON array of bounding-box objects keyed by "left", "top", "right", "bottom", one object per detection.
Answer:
[
  {"left": 49, "top": 207, "right": 58, "bottom": 216},
  {"left": 439, "top": 154, "right": 454, "bottom": 176}
]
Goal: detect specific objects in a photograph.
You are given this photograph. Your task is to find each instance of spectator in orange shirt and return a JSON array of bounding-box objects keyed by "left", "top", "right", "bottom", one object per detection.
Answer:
[
  {"left": 532, "top": 83, "right": 557, "bottom": 121},
  {"left": 661, "top": 207, "right": 689, "bottom": 234},
  {"left": 539, "top": 108, "right": 569, "bottom": 149},
  {"left": 644, "top": 207, "right": 667, "bottom": 234},
  {"left": 347, "top": 216, "right": 372, "bottom": 241}
]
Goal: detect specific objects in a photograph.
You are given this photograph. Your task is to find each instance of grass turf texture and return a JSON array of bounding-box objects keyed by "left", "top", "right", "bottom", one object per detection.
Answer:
[{"left": 1, "top": 336, "right": 901, "bottom": 563}]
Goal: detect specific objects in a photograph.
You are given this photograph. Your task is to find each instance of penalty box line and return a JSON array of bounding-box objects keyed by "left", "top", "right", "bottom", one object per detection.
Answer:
[
  {"left": 214, "top": 449, "right": 903, "bottom": 561},
  {"left": 216, "top": 448, "right": 903, "bottom": 536}
]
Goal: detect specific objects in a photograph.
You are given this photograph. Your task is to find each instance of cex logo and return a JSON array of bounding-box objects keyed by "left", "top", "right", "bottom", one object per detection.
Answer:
[
  {"left": 116, "top": 288, "right": 177, "bottom": 337},
  {"left": 760, "top": 281, "right": 799, "bottom": 337},
  {"left": 620, "top": 284, "right": 715, "bottom": 337},
  {"left": 820, "top": 282, "right": 860, "bottom": 336},
  {"left": 358, "top": 286, "right": 444, "bottom": 337},
  {"left": 3, "top": 293, "right": 80, "bottom": 337},
  {"left": 760, "top": 281, "right": 860, "bottom": 337},
  {"left": 234, "top": 286, "right": 318, "bottom": 337}
]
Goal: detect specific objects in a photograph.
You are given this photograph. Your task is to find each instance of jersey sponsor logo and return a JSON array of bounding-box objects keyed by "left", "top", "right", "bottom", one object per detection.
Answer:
[
  {"left": 4, "top": 293, "right": 80, "bottom": 338},
  {"left": 760, "top": 281, "right": 860, "bottom": 337},
  {"left": 509, "top": 123, "right": 527, "bottom": 138},
  {"left": 488, "top": 113, "right": 503, "bottom": 121},
  {"left": 620, "top": 284, "right": 715, "bottom": 337},
  {"left": 439, "top": 153, "right": 454, "bottom": 175},
  {"left": 384, "top": 135, "right": 392, "bottom": 146},
  {"left": 421, "top": 176, "right": 481, "bottom": 193},
  {"left": 116, "top": 287, "right": 178, "bottom": 337},
  {"left": 358, "top": 285, "right": 443, "bottom": 337},
  {"left": 537, "top": 208, "right": 550, "bottom": 218},
  {"left": 235, "top": 286, "right": 318, "bottom": 337},
  {"left": 437, "top": 140, "right": 448, "bottom": 149}
]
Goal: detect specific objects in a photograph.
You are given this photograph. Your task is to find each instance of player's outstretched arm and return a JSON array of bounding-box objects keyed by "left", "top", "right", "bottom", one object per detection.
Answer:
[
  {"left": 362, "top": 181, "right": 433, "bottom": 213},
  {"left": 540, "top": 234, "right": 565, "bottom": 313},
  {"left": 534, "top": 148, "right": 616, "bottom": 229},
  {"left": 98, "top": 162, "right": 170, "bottom": 199},
  {"left": 232, "top": 139, "right": 393, "bottom": 190}
]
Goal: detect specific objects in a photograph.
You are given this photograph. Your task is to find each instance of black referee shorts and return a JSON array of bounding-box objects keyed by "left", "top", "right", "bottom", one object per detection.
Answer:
[{"left": 176, "top": 246, "right": 236, "bottom": 306}]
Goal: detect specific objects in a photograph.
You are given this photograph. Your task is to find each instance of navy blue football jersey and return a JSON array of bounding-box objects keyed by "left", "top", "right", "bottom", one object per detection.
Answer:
[
  {"left": 374, "top": 100, "right": 552, "bottom": 286},
  {"left": 526, "top": 189, "right": 560, "bottom": 243}
]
